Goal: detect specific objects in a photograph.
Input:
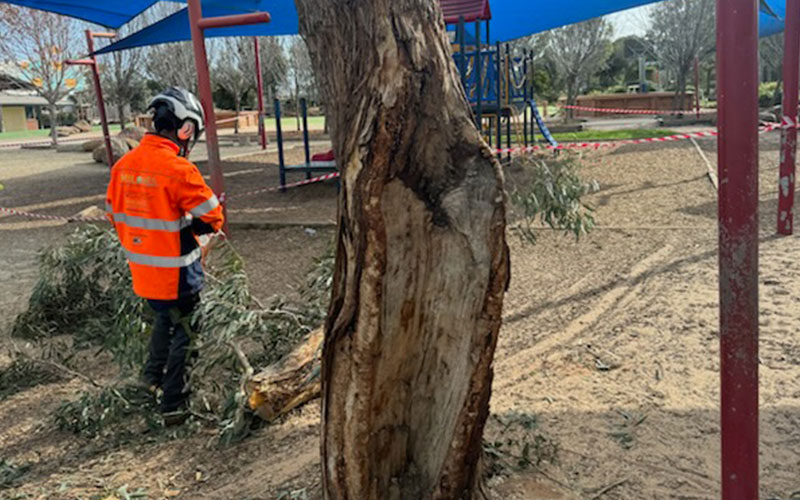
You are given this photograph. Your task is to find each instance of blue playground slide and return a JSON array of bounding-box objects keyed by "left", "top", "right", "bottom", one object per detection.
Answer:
[{"left": 528, "top": 99, "right": 558, "bottom": 148}]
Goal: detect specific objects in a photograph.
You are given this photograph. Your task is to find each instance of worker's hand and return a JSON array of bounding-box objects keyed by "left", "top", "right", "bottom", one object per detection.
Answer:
[{"left": 200, "top": 230, "right": 226, "bottom": 264}]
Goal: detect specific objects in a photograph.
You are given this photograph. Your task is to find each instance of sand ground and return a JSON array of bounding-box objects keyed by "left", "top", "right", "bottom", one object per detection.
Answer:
[{"left": 0, "top": 129, "right": 798, "bottom": 499}]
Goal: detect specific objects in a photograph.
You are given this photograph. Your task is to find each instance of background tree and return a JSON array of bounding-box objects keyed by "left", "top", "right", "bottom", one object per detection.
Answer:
[
  {"left": 286, "top": 36, "right": 316, "bottom": 130},
  {"left": 547, "top": 18, "right": 613, "bottom": 119},
  {"left": 518, "top": 33, "right": 561, "bottom": 104},
  {"left": 98, "top": 36, "right": 146, "bottom": 130},
  {"left": 214, "top": 37, "right": 254, "bottom": 134},
  {"left": 294, "top": 0, "right": 509, "bottom": 498},
  {"left": 0, "top": 5, "right": 81, "bottom": 145},
  {"left": 256, "top": 36, "right": 289, "bottom": 110},
  {"left": 145, "top": 42, "right": 201, "bottom": 95},
  {"left": 760, "top": 33, "right": 783, "bottom": 83},
  {"left": 646, "top": 0, "right": 715, "bottom": 109}
]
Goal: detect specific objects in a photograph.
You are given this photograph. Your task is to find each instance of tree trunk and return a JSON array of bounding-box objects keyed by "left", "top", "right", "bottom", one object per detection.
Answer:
[
  {"left": 118, "top": 102, "right": 127, "bottom": 130},
  {"left": 295, "top": 1, "right": 509, "bottom": 499},
  {"left": 675, "top": 69, "right": 688, "bottom": 111},
  {"left": 566, "top": 80, "right": 577, "bottom": 122},
  {"left": 234, "top": 94, "right": 241, "bottom": 135},
  {"left": 49, "top": 104, "right": 58, "bottom": 146},
  {"left": 295, "top": 82, "right": 301, "bottom": 131}
]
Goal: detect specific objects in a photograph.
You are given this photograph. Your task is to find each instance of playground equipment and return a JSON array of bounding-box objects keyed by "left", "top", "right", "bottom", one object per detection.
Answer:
[
  {"left": 274, "top": 97, "right": 336, "bottom": 191},
  {"left": 64, "top": 30, "right": 116, "bottom": 167},
  {"left": 450, "top": 15, "right": 559, "bottom": 155}
]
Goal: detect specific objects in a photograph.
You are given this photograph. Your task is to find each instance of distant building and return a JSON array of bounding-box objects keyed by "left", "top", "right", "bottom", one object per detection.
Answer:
[{"left": 0, "top": 63, "right": 80, "bottom": 133}]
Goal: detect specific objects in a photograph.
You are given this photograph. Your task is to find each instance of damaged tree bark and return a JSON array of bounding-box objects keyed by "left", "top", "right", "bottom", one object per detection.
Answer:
[{"left": 294, "top": 1, "right": 509, "bottom": 498}]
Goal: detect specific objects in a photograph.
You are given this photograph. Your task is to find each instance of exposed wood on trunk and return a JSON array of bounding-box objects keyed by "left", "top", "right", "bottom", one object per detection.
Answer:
[
  {"left": 247, "top": 328, "right": 323, "bottom": 421},
  {"left": 294, "top": 1, "right": 509, "bottom": 499}
]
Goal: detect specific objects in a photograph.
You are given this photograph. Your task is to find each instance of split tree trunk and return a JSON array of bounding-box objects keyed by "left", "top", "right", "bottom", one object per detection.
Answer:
[{"left": 294, "top": 1, "right": 509, "bottom": 499}]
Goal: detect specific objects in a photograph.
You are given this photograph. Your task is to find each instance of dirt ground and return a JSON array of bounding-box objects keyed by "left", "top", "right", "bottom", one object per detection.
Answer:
[{"left": 1, "top": 129, "right": 799, "bottom": 499}]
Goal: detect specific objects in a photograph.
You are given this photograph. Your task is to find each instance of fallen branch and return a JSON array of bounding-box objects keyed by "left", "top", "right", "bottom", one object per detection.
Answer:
[{"left": 247, "top": 327, "right": 323, "bottom": 421}]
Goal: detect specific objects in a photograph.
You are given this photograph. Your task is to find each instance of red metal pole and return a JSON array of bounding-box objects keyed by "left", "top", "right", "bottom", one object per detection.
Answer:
[
  {"left": 187, "top": 0, "right": 229, "bottom": 235},
  {"left": 197, "top": 12, "right": 270, "bottom": 30},
  {"left": 253, "top": 37, "right": 267, "bottom": 150},
  {"left": 694, "top": 56, "right": 701, "bottom": 120},
  {"left": 778, "top": 0, "right": 800, "bottom": 235},
  {"left": 716, "top": 0, "right": 759, "bottom": 499},
  {"left": 85, "top": 30, "right": 114, "bottom": 167},
  {"left": 186, "top": 0, "right": 270, "bottom": 237}
]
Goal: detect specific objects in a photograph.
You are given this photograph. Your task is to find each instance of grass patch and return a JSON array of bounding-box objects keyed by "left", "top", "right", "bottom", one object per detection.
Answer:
[
  {"left": 263, "top": 115, "right": 325, "bottom": 132},
  {"left": 482, "top": 129, "right": 679, "bottom": 146},
  {"left": 550, "top": 128, "right": 678, "bottom": 142},
  {"left": 0, "top": 125, "right": 121, "bottom": 142}
]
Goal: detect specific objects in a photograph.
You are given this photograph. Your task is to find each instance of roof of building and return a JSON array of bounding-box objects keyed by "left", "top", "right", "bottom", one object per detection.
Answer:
[{"left": 0, "top": 90, "right": 73, "bottom": 107}]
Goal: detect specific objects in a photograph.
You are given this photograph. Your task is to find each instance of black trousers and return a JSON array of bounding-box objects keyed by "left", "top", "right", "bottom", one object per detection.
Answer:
[{"left": 142, "top": 294, "right": 199, "bottom": 413}]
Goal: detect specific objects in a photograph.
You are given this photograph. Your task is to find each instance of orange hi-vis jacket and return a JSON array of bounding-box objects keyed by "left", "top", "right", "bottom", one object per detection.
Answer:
[{"left": 106, "top": 134, "right": 225, "bottom": 301}]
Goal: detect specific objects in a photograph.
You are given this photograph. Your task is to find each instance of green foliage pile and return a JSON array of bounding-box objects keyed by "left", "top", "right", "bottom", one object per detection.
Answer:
[
  {"left": 12, "top": 225, "right": 332, "bottom": 444},
  {"left": 509, "top": 154, "right": 599, "bottom": 243},
  {"left": 0, "top": 459, "right": 32, "bottom": 489},
  {"left": 0, "top": 359, "right": 63, "bottom": 401},
  {"left": 12, "top": 227, "right": 149, "bottom": 370},
  {"left": 54, "top": 384, "right": 162, "bottom": 440}
]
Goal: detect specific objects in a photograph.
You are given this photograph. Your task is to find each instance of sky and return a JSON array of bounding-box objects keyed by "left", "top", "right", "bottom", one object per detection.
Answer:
[{"left": 607, "top": 5, "right": 653, "bottom": 38}]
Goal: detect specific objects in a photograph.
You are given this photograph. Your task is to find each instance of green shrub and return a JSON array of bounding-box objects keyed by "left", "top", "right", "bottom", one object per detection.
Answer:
[
  {"left": 759, "top": 81, "right": 780, "bottom": 108},
  {"left": 39, "top": 111, "right": 77, "bottom": 128}
]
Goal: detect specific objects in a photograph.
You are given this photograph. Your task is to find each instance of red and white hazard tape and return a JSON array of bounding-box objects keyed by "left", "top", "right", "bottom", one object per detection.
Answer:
[
  {"left": 215, "top": 117, "right": 240, "bottom": 126},
  {"left": 228, "top": 171, "right": 340, "bottom": 200},
  {"left": 0, "top": 172, "right": 341, "bottom": 223},
  {"left": 0, "top": 206, "right": 106, "bottom": 222},
  {"left": 0, "top": 125, "right": 783, "bottom": 223},
  {"left": 560, "top": 104, "right": 716, "bottom": 116},
  {"left": 494, "top": 122, "right": 781, "bottom": 155},
  {"left": 0, "top": 137, "right": 88, "bottom": 150},
  {"left": 494, "top": 129, "right": 719, "bottom": 155}
]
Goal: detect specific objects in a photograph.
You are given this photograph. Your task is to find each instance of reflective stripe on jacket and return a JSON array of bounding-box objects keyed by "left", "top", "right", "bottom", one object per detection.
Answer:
[{"left": 106, "top": 134, "right": 225, "bottom": 300}]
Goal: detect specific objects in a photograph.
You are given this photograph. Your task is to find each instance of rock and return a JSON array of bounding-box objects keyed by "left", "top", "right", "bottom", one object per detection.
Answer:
[
  {"left": 92, "top": 137, "right": 128, "bottom": 165},
  {"left": 74, "top": 120, "right": 92, "bottom": 133},
  {"left": 123, "top": 137, "right": 139, "bottom": 150},
  {"left": 73, "top": 205, "right": 106, "bottom": 220},
  {"left": 759, "top": 111, "right": 778, "bottom": 123},
  {"left": 81, "top": 139, "right": 103, "bottom": 152},
  {"left": 116, "top": 126, "right": 147, "bottom": 142},
  {"left": 56, "top": 126, "right": 76, "bottom": 137}
]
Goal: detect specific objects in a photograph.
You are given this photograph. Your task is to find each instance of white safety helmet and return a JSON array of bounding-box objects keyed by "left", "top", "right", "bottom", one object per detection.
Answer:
[{"left": 148, "top": 87, "right": 205, "bottom": 143}]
